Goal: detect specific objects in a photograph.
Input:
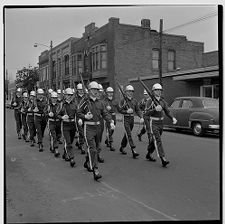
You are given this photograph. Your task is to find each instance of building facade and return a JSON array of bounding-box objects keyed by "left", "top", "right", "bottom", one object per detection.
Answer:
[{"left": 38, "top": 17, "right": 206, "bottom": 99}]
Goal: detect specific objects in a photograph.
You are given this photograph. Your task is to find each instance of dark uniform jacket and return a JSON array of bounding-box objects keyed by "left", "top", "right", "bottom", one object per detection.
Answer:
[
  {"left": 77, "top": 96, "right": 112, "bottom": 123},
  {"left": 47, "top": 102, "right": 61, "bottom": 120},
  {"left": 59, "top": 100, "right": 77, "bottom": 121},
  {"left": 11, "top": 96, "right": 22, "bottom": 110},
  {"left": 144, "top": 97, "right": 173, "bottom": 120},
  {"left": 103, "top": 97, "right": 119, "bottom": 115},
  {"left": 118, "top": 97, "right": 143, "bottom": 118},
  {"left": 35, "top": 98, "right": 48, "bottom": 116}
]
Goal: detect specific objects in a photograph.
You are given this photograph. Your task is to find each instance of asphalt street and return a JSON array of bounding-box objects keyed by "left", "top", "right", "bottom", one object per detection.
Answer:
[{"left": 5, "top": 108, "right": 220, "bottom": 222}]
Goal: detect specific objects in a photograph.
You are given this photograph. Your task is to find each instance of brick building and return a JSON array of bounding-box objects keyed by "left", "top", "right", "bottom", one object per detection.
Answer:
[{"left": 37, "top": 17, "right": 207, "bottom": 99}]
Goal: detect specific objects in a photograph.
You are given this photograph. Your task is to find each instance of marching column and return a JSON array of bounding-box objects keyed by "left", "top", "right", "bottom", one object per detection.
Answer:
[{"left": 21, "top": 92, "right": 29, "bottom": 142}]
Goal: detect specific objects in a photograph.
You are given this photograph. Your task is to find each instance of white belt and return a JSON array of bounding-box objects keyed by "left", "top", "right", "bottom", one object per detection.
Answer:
[
  {"left": 34, "top": 113, "right": 44, "bottom": 117},
  {"left": 49, "top": 118, "right": 60, "bottom": 122},
  {"left": 111, "top": 113, "right": 116, "bottom": 115},
  {"left": 63, "top": 119, "right": 75, "bottom": 122},
  {"left": 150, "top": 117, "right": 164, "bottom": 121},
  {"left": 27, "top": 113, "right": 34, "bottom": 116},
  {"left": 85, "top": 121, "right": 100, "bottom": 125}
]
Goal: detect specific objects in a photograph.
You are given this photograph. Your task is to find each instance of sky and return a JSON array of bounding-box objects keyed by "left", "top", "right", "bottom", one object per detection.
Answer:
[{"left": 4, "top": 4, "right": 219, "bottom": 82}]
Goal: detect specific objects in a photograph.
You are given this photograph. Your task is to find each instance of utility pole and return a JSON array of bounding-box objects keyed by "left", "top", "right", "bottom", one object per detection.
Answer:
[
  {"left": 49, "top": 40, "right": 53, "bottom": 89},
  {"left": 159, "top": 19, "right": 163, "bottom": 86}
]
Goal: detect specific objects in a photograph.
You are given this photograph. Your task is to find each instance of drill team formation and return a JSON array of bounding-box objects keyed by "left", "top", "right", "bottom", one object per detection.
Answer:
[{"left": 10, "top": 78, "right": 177, "bottom": 181}]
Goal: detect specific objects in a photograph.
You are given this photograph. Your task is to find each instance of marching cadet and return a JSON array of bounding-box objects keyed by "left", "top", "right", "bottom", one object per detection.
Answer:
[
  {"left": 144, "top": 83, "right": 177, "bottom": 167},
  {"left": 47, "top": 91, "right": 61, "bottom": 157},
  {"left": 118, "top": 85, "right": 144, "bottom": 158},
  {"left": 77, "top": 81, "right": 115, "bottom": 181},
  {"left": 26, "top": 90, "right": 37, "bottom": 147},
  {"left": 33, "top": 88, "right": 48, "bottom": 152},
  {"left": 75, "top": 83, "right": 86, "bottom": 154},
  {"left": 11, "top": 88, "right": 23, "bottom": 139},
  {"left": 137, "top": 89, "right": 150, "bottom": 141},
  {"left": 58, "top": 88, "right": 77, "bottom": 167},
  {"left": 56, "top": 89, "right": 63, "bottom": 144},
  {"left": 96, "top": 83, "right": 105, "bottom": 163},
  {"left": 103, "top": 87, "right": 119, "bottom": 151},
  {"left": 21, "top": 92, "right": 29, "bottom": 142}
]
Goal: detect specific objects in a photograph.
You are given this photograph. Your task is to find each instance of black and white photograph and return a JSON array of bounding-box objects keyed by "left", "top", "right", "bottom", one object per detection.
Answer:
[{"left": 4, "top": 3, "right": 221, "bottom": 223}]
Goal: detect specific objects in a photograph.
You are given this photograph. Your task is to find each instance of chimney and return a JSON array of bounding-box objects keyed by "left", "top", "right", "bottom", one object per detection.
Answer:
[
  {"left": 108, "top": 17, "right": 120, "bottom": 25},
  {"left": 141, "top": 19, "right": 151, "bottom": 29}
]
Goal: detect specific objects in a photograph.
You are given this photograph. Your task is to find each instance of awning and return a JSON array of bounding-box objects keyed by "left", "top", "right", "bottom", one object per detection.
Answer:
[{"left": 173, "top": 71, "right": 219, "bottom": 81}]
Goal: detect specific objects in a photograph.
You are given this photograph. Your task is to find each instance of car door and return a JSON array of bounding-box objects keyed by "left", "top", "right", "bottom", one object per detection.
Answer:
[{"left": 176, "top": 99, "right": 194, "bottom": 128}]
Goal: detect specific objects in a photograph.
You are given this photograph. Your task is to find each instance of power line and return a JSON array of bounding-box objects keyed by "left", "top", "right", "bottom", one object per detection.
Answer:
[{"left": 163, "top": 11, "right": 218, "bottom": 33}]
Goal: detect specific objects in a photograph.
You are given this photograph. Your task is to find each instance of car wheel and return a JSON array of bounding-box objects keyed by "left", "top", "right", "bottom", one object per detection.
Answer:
[{"left": 192, "top": 122, "right": 204, "bottom": 136}]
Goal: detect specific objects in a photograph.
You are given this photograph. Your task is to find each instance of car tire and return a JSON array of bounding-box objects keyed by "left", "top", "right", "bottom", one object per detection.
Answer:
[{"left": 192, "top": 122, "right": 204, "bottom": 136}]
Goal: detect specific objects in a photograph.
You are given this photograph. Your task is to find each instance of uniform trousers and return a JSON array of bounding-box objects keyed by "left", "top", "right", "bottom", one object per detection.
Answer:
[
  {"left": 34, "top": 115, "right": 47, "bottom": 144},
  {"left": 27, "top": 115, "right": 36, "bottom": 141},
  {"left": 147, "top": 120, "right": 165, "bottom": 157},
  {"left": 62, "top": 121, "right": 76, "bottom": 159},
  {"left": 21, "top": 113, "right": 28, "bottom": 136},
  {"left": 84, "top": 123, "right": 101, "bottom": 169},
  {"left": 121, "top": 116, "right": 135, "bottom": 149},
  {"left": 76, "top": 119, "right": 84, "bottom": 147},
  {"left": 105, "top": 115, "right": 116, "bottom": 144},
  {"left": 14, "top": 109, "right": 22, "bottom": 134},
  {"left": 48, "top": 120, "right": 61, "bottom": 149}
]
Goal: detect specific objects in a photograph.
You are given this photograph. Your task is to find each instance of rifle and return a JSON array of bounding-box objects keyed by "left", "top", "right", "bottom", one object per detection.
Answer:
[
  {"left": 137, "top": 77, "right": 161, "bottom": 107},
  {"left": 115, "top": 80, "right": 132, "bottom": 109}
]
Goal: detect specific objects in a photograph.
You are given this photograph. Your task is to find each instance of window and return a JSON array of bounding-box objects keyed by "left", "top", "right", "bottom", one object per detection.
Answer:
[
  {"left": 201, "top": 84, "right": 219, "bottom": 99},
  {"left": 170, "top": 99, "right": 180, "bottom": 109},
  {"left": 77, "top": 54, "right": 83, "bottom": 74},
  {"left": 152, "top": 49, "right": 159, "bottom": 69},
  {"left": 52, "top": 61, "right": 56, "bottom": 79},
  {"left": 91, "top": 44, "right": 107, "bottom": 71},
  {"left": 64, "top": 55, "right": 69, "bottom": 76},
  {"left": 181, "top": 100, "right": 193, "bottom": 109},
  {"left": 168, "top": 50, "right": 175, "bottom": 71},
  {"left": 72, "top": 55, "right": 76, "bottom": 76},
  {"left": 58, "top": 58, "right": 61, "bottom": 79}
]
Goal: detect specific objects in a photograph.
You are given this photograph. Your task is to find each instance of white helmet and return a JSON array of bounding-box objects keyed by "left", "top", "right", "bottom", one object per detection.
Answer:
[
  {"left": 30, "top": 91, "right": 36, "bottom": 97},
  {"left": 152, "top": 83, "right": 163, "bottom": 91},
  {"left": 98, "top": 84, "right": 103, "bottom": 92},
  {"left": 17, "top": 88, "right": 22, "bottom": 92},
  {"left": 125, "top": 85, "right": 134, "bottom": 91},
  {"left": 89, "top": 81, "right": 99, "bottom": 90},
  {"left": 72, "top": 88, "right": 75, "bottom": 93},
  {"left": 51, "top": 91, "right": 58, "bottom": 98},
  {"left": 65, "top": 88, "right": 73, "bottom": 95},
  {"left": 144, "top": 89, "right": 148, "bottom": 95},
  {"left": 48, "top": 89, "right": 53, "bottom": 94},
  {"left": 23, "top": 92, "right": 28, "bottom": 97},
  {"left": 57, "top": 89, "right": 61, "bottom": 94},
  {"left": 77, "top": 83, "right": 83, "bottom": 90},
  {"left": 37, "top": 88, "right": 44, "bottom": 94},
  {"left": 106, "top": 87, "right": 114, "bottom": 92}
]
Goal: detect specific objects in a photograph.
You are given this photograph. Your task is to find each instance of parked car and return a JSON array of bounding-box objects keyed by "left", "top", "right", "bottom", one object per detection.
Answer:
[{"left": 163, "top": 97, "right": 219, "bottom": 136}]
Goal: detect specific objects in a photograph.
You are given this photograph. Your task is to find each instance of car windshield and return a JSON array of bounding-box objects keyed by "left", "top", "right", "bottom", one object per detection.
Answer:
[{"left": 202, "top": 99, "right": 219, "bottom": 108}]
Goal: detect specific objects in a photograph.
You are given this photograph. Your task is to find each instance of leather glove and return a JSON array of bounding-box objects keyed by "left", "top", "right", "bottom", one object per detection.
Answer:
[
  {"left": 62, "top": 115, "right": 69, "bottom": 120},
  {"left": 106, "top": 106, "right": 111, "bottom": 111},
  {"left": 155, "top": 105, "right": 162, "bottom": 112},
  {"left": 140, "top": 118, "right": 144, "bottom": 124},
  {"left": 49, "top": 112, "right": 54, "bottom": 117},
  {"left": 13, "top": 102, "right": 17, "bottom": 106},
  {"left": 85, "top": 112, "right": 93, "bottom": 120},
  {"left": 127, "top": 108, "right": 133, "bottom": 114},
  {"left": 78, "top": 119, "right": 83, "bottom": 126},
  {"left": 33, "top": 107, "right": 39, "bottom": 112},
  {"left": 110, "top": 121, "right": 115, "bottom": 130},
  {"left": 172, "top": 117, "right": 177, "bottom": 125}
]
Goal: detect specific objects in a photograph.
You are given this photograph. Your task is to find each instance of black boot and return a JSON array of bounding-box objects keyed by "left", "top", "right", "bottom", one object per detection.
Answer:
[
  {"left": 70, "top": 158, "right": 76, "bottom": 167},
  {"left": 146, "top": 152, "right": 156, "bottom": 161},
  {"left": 83, "top": 156, "right": 92, "bottom": 172},
  {"left": 105, "top": 139, "right": 110, "bottom": 147},
  {"left": 22, "top": 133, "right": 26, "bottom": 141},
  {"left": 25, "top": 135, "right": 29, "bottom": 142},
  {"left": 98, "top": 155, "right": 104, "bottom": 163},
  {"left": 39, "top": 143, "right": 43, "bottom": 152},
  {"left": 58, "top": 139, "right": 63, "bottom": 144},
  {"left": 93, "top": 167, "right": 102, "bottom": 181},
  {"left": 18, "top": 132, "right": 21, "bottom": 139},
  {"left": 49, "top": 146, "right": 54, "bottom": 153},
  {"left": 30, "top": 140, "right": 35, "bottom": 147},
  {"left": 137, "top": 133, "right": 142, "bottom": 142},
  {"left": 54, "top": 147, "right": 60, "bottom": 157},
  {"left": 79, "top": 145, "right": 85, "bottom": 154},
  {"left": 160, "top": 157, "right": 170, "bottom": 167},
  {"left": 119, "top": 146, "right": 127, "bottom": 155},
  {"left": 131, "top": 148, "right": 139, "bottom": 159},
  {"left": 109, "top": 143, "right": 115, "bottom": 151}
]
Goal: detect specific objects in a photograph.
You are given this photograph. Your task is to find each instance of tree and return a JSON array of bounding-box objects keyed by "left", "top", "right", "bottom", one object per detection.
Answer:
[{"left": 15, "top": 66, "right": 39, "bottom": 92}]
